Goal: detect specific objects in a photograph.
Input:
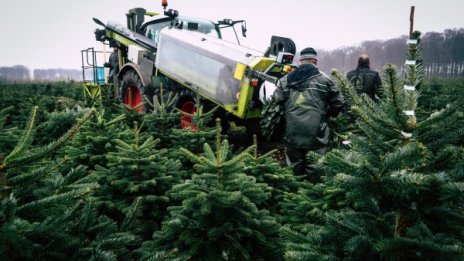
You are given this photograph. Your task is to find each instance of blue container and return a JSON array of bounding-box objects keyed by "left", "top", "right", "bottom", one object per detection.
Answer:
[{"left": 96, "top": 66, "right": 106, "bottom": 84}]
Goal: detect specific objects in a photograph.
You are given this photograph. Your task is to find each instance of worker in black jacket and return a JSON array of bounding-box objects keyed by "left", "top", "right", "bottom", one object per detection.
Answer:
[
  {"left": 273, "top": 47, "right": 345, "bottom": 181},
  {"left": 346, "top": 54, "right": 382, "bottom": 101}
]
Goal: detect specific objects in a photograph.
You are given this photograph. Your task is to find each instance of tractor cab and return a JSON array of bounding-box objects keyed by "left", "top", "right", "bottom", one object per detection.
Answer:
[
  {"left": 127, "top": 2, "right": 247, "bottom": 47},
  {"left": 141, "top": 16, "right": 221, "bottom": 48}
]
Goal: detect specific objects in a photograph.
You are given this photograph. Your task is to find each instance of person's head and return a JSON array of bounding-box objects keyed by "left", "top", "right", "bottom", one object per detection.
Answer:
[
  {"left": 357, "top": 54, "right": 370, "bottom": 68},
  {"left": 299, "top": 47, "right": 318, "bottom": 65}
]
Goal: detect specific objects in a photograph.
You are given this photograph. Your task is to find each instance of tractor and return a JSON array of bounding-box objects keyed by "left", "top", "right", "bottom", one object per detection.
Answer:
[{"left": 82, "top": 0, "right": 296, "bottom": 132}]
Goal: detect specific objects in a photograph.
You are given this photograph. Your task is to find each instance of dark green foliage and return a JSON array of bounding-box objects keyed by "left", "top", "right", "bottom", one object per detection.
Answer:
[
  {"left": 1, "top": 159, "right": 142, "bottom": 260},
  {"left": 93, "top": 123, "right": 182, "bottom": 239},
  {"left": 0, "top": 198, "right": 35, "bottom": 260},
  {"left": 419, "top": 78, "right": 464, "bottom": 114},
  {"left": 8, "top": 164, "right": 98, "bottom": 221},
  {"left": 0, "top": 102, "right": 140, "bottom": 260},
  {"left": 62, "top": 111, "right": 129, "bottom": 171},
  {"left": 1, "top": 61, "right": 464, "bottom": 260},
  {"left": 143, "top": 92, "right": 181, "bottom": 147},
  {"left": 242, "top": 135, "right": 299, "bottom": 215},
  {"left": 166, "top": 114, "right": 218, "bottom": 170},
  {"left": 280, "top": 181, "right": 348, "bottom": 234},
  {"left": 260, "top": 96, "right": 285, "bottom": 141},
  {"left": 35, "top": 108, "right": 86, "bottom": 145},
  {"left": 0, "top": 106, "right": 18, "bottom": 155},
  {"left": 116, "top": 103, "right": 145, "bottom": 129},
  {"left": 144, "top": 131, "right": 283, "bottom": 260},
  {"left": 1, "top": 106, "right": 96, "bottom": 173},
  {"left": 0, "top": 83, "right": 83, "bottom": 128}
]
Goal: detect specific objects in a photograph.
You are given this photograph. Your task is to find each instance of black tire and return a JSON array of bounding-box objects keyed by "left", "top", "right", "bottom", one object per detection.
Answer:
[{"left": 120, "top": 70, "right": 146, "bottom": 112}]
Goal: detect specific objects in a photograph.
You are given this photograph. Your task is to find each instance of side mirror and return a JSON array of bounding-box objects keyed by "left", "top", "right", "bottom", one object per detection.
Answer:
[
  {"left": 241, "top": 22, "right": 247, "bottom": 37},
  {"left": 175, "top": 21, "right": 183, "bottom": 29}
]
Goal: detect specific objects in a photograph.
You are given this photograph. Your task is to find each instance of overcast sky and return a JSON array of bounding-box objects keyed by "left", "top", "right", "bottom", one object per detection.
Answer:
[{"left": 1, "top": 0, "right": 463, "bottom": 70}]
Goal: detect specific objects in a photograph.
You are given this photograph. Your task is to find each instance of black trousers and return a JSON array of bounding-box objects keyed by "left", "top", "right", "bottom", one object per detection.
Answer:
[{"left": 286, "top": 146, "right": 327, "bottom": 182}]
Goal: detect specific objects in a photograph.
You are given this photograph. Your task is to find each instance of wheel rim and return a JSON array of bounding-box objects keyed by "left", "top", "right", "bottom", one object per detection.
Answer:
[
  {"left": 180, "top": 101, "right": 198, "bottom": 131},
  {"left": 124, "top": 84, "right": 143, "bottom": 112}
]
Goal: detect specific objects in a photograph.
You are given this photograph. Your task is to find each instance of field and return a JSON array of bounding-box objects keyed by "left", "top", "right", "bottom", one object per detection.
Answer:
[{"left": 0, "top": 74, "right": 463, "bottom": 260}]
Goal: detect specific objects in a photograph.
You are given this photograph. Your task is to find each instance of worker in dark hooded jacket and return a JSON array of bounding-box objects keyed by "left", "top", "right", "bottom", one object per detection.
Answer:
[
  {"left": 273, "top": 47, "right": 344, "bottom": 181},
  {"left": 346, "top": 54, "right": 382, "bottom": 101}
]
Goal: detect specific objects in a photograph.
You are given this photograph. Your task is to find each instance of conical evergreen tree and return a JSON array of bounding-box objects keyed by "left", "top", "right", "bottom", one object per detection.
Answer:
[
  {"left": 0, "top": 105, "right": 140, "bottom": 260},
  {"left": 141, "top": 120, "right": 283, "bottom": 260},
  {"left": 116, "top": 102, "right": 145, "bottom": 129},
  {"left": 62, "top": 110, "right": 129, "bottom": 172},
  {"left": 281, "top": 32, "right": 464, "bottom": 260},
  {"left": 93, "top": 122, "right": 182, "bottom": 239},
  {"left": 1, "top": 106, "right": 96, "bottom": 199},
  {"left": 1, "top": 156, "right": 142, "bottom": 260},
  {"left": 242, "top": 135, "right": 299, "bottom": 215},
  {"left": 167, "top": 103, "right": 218, "bottom": 168},
  {"left": 35, "top": 108, "right": 85, "bottom": 145},
  {"left": 280, "top": 180, "right": 348, "bottom": 233},
  {"left": 143, "top": 88, "right": 181, "bottom": 148}
]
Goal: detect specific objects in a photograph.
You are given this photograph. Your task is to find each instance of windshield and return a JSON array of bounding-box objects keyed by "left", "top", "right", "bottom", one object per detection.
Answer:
[{"left": 143, "top": 16, "right": 220, "bottom": 46}]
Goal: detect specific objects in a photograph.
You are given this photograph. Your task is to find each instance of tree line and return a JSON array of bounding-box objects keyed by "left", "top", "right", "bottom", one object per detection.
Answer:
[
  {"left": 1, "top": 28, "right": 463, "bottom": 83},
  {"left": 317, "top": 28, "right": 464, "bottom": 78},
  {"left": 0, "top": 66, "right": 81, "bottom": 82}
]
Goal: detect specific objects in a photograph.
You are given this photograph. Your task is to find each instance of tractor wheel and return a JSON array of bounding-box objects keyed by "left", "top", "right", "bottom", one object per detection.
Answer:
[
  {"left": 178, "top": 96, "right": 198, "bottom": 131},
  {"left": 120, "top": 70, "right": 145, "bottom": 112}
]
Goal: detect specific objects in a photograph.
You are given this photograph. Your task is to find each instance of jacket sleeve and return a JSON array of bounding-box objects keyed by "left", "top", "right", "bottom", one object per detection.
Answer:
[
  {"left": 327, "top": 78, "right": 345, "bottom": 118},
  {"left": 272, "top": 74, "right": 289, "bottom": 103}
]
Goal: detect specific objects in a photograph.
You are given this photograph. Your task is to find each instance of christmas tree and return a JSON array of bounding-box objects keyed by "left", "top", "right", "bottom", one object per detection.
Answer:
[
  {"left": 143, "top": 87, "right": 181, "bottom": 148},
  {"left": 167, "top": 101, "right": 218, "bottom": 168},
  {"left": 1, "top": 106, "right": 96, "bottom": 198},
  {"left": 62, "top": 110, "right": 129, "bottom": 172},
  {"left": 142, "top": 120, "right": 283, "bottom": 260},
  {"left": 242, "top": 135, "right": 299, "bottom": 215},
  {"left": 0, "top": 105, "right": 142, "bottom": 260},
  {"left": 92, "top": 122, "right": 182, "bottom": 239}
]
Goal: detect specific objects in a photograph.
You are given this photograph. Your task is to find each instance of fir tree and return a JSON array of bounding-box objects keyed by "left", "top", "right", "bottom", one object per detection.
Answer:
[
  {"left": 35, "top": 108, "right": 85, "bottom": 145},
  {"left": 93, "top": 122, "right": 182, "bottom": 239},
  {"left": 242, "top": 135, "right": 299, "bottom": 215},
  {"left": 143, "top": 120, "right": 283, "bottom": 260},
  {"left": 1, "top": 158, "right": 142, "bottom": 260},
  {"left": 143, "top": 88, "right": 181, "bottom": 148},
  {"left": 25, "top": 198, "right": 140, "bottom": 260},
  {"left": 1, "top": 106, "right": 96, "bottom": 199},
  {"left": 280, "top": 180, "right": 348, "bottom": 234},
  {"left": 62, "top": 110, "right": 129, "bottom": 171},
  {"left": 167, "top": 103, "right": 218, "bottom": 168},
  {"left": 0, "top": 105, "right": 141, "bottom": 260},
  {"left": 117, "top": 102, "right": 145, "bottom": 129},
  {"left": 260, "top": 94, "right": 285, "bottom": 141}
]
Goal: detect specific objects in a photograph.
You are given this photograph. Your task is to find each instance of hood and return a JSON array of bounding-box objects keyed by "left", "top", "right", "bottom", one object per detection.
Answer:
[{"left": 287, "top": 64, "right": 321, "bottom": 86}]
